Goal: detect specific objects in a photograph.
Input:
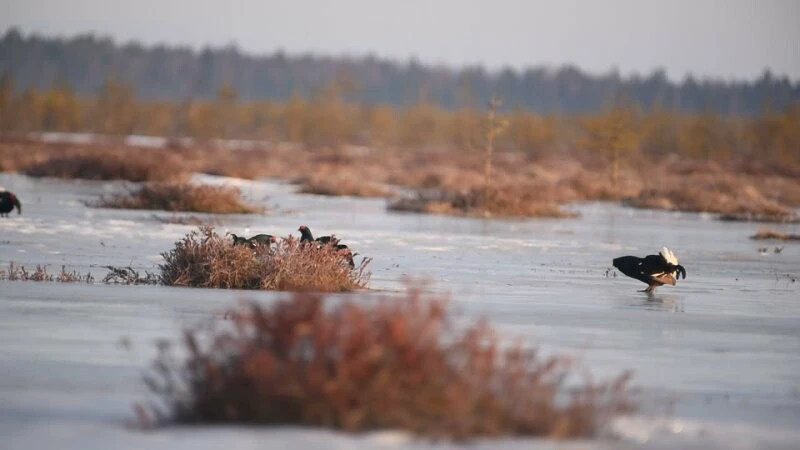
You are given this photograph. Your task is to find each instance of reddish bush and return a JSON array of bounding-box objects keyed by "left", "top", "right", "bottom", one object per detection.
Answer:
[{"left": 142, "top": 286, "right": 634, "bottom": 440}]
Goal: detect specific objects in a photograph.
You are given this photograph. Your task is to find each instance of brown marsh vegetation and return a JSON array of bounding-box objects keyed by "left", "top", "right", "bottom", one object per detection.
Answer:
[
  {"left": 159, "top": 227, "right": 370, "bottom": 292},
  {"left": 3, "top": 93, "right": 799, "bottom": 221},
  {"left": 89, "top": 183, "right": 264, "bottom": 214},
  {"left": 4, "top": 138, "right": 799, "bottom": 221},
  {"left": 141, "top": 286, "right": 634, "bottom": 439}
]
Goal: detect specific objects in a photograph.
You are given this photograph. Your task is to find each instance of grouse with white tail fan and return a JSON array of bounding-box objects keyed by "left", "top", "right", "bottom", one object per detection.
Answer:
[{"left": 613, "top": 247, "right": 687, "bottom": 294}]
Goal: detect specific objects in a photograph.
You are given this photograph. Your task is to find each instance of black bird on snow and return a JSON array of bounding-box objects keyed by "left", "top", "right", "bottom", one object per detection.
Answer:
[
  {"left": 613, "top": 247, "right": 687, "bottom": 294},
  {"left": 298, "top": 225, "right": 339, "bottom": 246},
  {"left": 0, "top": 189, "right": 22, "bottom": 217}
]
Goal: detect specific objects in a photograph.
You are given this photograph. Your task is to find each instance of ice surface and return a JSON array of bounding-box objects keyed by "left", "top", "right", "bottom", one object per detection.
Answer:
[{"left": 1, "top": 171, "right": 799, "bottom": 449}]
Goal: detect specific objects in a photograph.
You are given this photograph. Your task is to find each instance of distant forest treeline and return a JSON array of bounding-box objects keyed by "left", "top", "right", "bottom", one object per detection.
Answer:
[{"left": 1, "top": 28, "right": 799, "bottom": 115}]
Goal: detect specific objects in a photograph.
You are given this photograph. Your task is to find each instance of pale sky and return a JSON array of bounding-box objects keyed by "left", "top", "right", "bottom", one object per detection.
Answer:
[{"left": 2, "top": 0, "right": 799, "bottom": 81}]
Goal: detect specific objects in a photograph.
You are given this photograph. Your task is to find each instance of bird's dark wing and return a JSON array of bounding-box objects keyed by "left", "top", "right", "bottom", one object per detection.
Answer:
[
  {"left": 316, "top": 236, "right": 338, "bottom": 245},
  {"left": 613, "top": 256, "right": 653, "bottom": 285},
  {"left": 248, "top": 234, "right": 274, "bottom": 244}
]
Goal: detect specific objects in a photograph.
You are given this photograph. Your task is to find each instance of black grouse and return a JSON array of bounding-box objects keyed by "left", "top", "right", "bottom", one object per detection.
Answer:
[
  {"left": 298, "top": 225, "right": 339, "bottom": 246},
  {"left": 230, "top": 234, "right": 250, "bottom": 246},
  {"left": 231, "top": 233, "right": 277, "bottom": 248},
  {"left": 335, "top": 243, "right": 357, "bottom": 269},
  {"left": 0, "top": 189, "right": 22, "bottom": 217},
  {"left": 613, "top": 247, "right": 687, "bottom": 294},
  {"left": 247, "top": 234, "right": 277, "bottom": 247}
]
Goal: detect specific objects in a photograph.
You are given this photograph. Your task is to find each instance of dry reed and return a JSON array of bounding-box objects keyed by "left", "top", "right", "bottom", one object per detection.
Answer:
[{"left": 0, "top": 262, "right": 94, "bottom": 283}]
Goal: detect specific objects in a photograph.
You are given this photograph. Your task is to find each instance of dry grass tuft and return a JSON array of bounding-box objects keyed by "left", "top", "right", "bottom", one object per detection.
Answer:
[
  {"left": 141, "top": 286, "right": 634, "bottom": 440},
  {"left": 102, "top": 265, "right": 159, "bottom": 285},
  {"left": 151, "top": 214, "right": 221, "bottom": 226},
  {"left": 389, "top": 185, "right": 576, "bottom": 218},
  {"left": 623, "top": 172, "right": 799, "bottom": 222},
  {"left": 298, "top": 175, "right": 393, "bottom": 198},
  {"left": 750, "top": 228, "right": 800, "bottom": 241},
  {"left": 159, "top": 227, "right": 370, "bottom": 292},
  {"left": 22, "top": 153, "right": 184, "bottom": 182},
  {"left": 0, "top": 262, "right": 94, "bottom": 283},
  {"left": 89, "top": 183, "right": 264, "bottom": 214}
]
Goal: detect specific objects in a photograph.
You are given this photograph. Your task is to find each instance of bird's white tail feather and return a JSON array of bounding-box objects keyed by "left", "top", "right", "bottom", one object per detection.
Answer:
[{"left": 660, "top": 247, "right": 678, "bottom": 265}]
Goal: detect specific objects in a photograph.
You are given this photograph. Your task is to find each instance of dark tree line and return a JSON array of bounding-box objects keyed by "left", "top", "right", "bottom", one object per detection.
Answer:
[{"left": 1, "top": 27, "right": 798, "bottom": 115}]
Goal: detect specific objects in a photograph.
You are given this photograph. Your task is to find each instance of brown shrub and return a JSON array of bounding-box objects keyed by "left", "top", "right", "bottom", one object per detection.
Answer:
[
  {"left": 625, "top": 176, "right": 797, "bottom": 222},
  {"left": 150, "top": 214, "right": 221, "bottom": 226},
  {"left": 299, "top": 175, "right": 392, "bottom": 198},
  {"left": 750, "top": 228, "right": 800, "bottom": 241},
  {"left": 89, "top": 183, "right": 264, "bottom": 214},
  {"left": 141, "top": 286, "right": 634, "bottom": 440},
  {"left": 0, "top": 262, "right": 94, "bottom": 283},
  {"left": 388, "top": 185, "right": 576, "bottom": 218},
  {"left": 159, "top": 227, "right": 370, "bottom": 292},
  {"left": 22, "top": 153, "right": 185, "bottom": 182}
]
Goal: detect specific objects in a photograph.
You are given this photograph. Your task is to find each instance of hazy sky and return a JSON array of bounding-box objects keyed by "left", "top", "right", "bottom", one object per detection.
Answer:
[{"left": 3, "top": 0, "right": 799, "bottom": 81}]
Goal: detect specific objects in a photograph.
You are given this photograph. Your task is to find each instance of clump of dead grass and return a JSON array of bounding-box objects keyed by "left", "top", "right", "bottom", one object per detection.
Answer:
[
  {"left": 22, "top": 153, "right": 185, "bottom": 182},
  {"left": 388, "top": 185, "right": 576, "bottom": 218},
  {"left": 750, "top": 228, "right": 800, "bottom": 241},
  {"left": 626, "top": 185, "right": 796, "bottom": 222},
  {"left": 140, "top": 285, "right": 634, "bottom": 440},
  {"left": 623, "top": 171, "right": 799, "bottom": 222},
  {"left": 89, "top": 183, "right": 264, "bottom": 214},
  {"left": 159, "top": 227, "right": 370, "bottom": 291},
  {"left": 151, "top": 214, "right": 221, "bottom": 226},
  {"left": 0, "top": 262, "right": 94, "bottom": 283},
  {"left": 298, "top": 175, "right": 393, "bottom": 198}
]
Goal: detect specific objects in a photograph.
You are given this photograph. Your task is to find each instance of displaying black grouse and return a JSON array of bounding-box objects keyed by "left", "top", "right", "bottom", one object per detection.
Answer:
[
  {"left": 0, "top": 189, "right": 22, "bottom": 217},
  {"left": 613, "top": 247, "right": 687, "bottom": 294}
]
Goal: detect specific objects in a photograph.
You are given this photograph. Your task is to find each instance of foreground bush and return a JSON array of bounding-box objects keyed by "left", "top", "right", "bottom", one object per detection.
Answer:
[
  {"left": 90, "top": 183, "right": 264, "bottom": 214},
  {"left": 22, "top": 152, "right": 184, "bottom": 182},
  {"left": 141, "top": 286, "right": 634, "bottom": 439},
  {"left": 159, "top": 227, "right": 370, "bottom": 291}
]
